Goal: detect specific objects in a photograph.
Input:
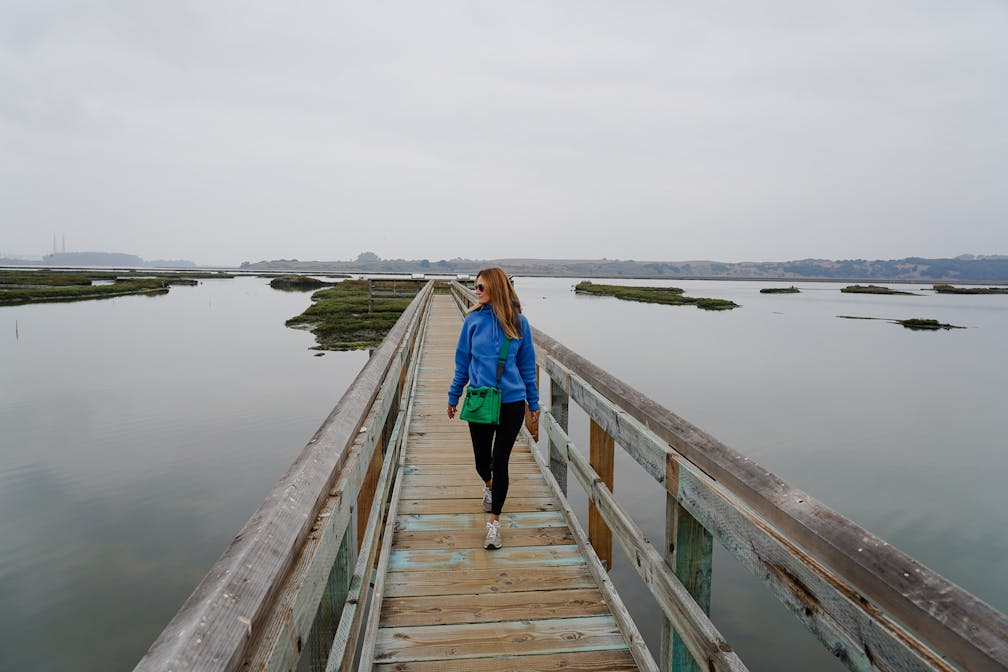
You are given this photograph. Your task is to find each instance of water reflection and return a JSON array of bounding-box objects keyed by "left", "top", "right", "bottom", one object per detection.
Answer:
[{"left": 0, "top": 278, "right": 368, "bottom": 672}]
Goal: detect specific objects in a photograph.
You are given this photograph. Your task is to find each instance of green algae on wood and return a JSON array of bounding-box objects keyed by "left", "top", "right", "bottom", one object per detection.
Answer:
[
  {"left": 285, "top": 279, "right": 415, "bottom": 350},
  {"left": 933, "top": 284, "right": 1008, "bottom": 295},
  {"left": 574, "top": 281, "right": 739, "bottom": 311},
  {"left": 840, "top": 285, "right": 917, "bottom": 295}
]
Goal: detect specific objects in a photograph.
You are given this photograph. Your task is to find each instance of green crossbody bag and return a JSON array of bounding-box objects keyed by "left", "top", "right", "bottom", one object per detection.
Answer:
[{"left": 459, "top": 336, "right": 511, "bottom": 425}]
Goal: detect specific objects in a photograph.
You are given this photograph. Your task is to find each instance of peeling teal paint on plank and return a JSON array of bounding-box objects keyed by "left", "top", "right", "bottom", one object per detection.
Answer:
[{"left": 396, "top": 512, "right": 567, "bottom": 531}]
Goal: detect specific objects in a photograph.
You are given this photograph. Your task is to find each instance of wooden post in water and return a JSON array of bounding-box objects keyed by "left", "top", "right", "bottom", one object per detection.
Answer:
[
  {"left": 662, "top": 452, "right": 713, "bottom": 672},
  {"left": 548, "top": 376, "right": 569, "bottom": 494},
  {"left": 357, "top": 435, "right": 383, "bottom": 549},
  {"left": 301, "top": 533, "right": 351, "bottom": 672},
  {"left": 588, "top": 418, "right": 614, "bottom": 571},
  {"left": 368, "top": 279, "right": 374, "bottom": 313}
]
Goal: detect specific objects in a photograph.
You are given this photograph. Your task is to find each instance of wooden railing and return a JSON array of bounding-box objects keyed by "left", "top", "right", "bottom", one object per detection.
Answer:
[
  {"left": 450, "top": 281, "right": 1008, "bottom": 672},
  {"left": 135, "top": 281, "right": 434, "bottom": 672}
]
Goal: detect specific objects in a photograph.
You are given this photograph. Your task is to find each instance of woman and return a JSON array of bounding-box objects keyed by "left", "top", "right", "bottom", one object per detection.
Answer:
[{"left": 448, "top": 267, "right": 540, "bottom": 550}]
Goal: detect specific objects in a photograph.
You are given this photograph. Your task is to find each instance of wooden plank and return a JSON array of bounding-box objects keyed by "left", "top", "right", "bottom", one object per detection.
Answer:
[
  {"left": 373, "top": 648, "right": 638, "bottom": 672},
  {"left": 400, "top": 483, "right": 551, "bottom": 500},
  {"left": 357, "top": 433, "right": 383, "bottom": 549},
  {"left": 380, "top": 588, "right": 611, "bottom": 626},
  {"left": 534, "top": 339, "right": 1008, "bottom": 671},
  {"left": 372, "top": 616, "right": 628, "bottom": 663},
  {"left": 382, "top": 566, "right": 597, "bottom": 598},
  {"left": 403, "top": 463, "right": 539, "bottom": 475},
  {"left": 395, "top": 497, "right": 558, "bottom": 515},
  {"left": 670, "top": 504, "right": 713, "bottom": 672},
  {"left": 388, "top": 544, "right": 583, "bottom": 571},
  {"left": 401, "top": 472, "right": 540, "bottom": 486},
  {"left": 661, "top": 451, "right": 679, "bottom": 670},
  {"left": 588, "top": 418, "right": 614, "bottom": 571},
  {"left": 395, "top": 511, "right": 567, "bottom": 531},
  {"left": 391, "top": 526, "right": 575, "bottom": 550}
]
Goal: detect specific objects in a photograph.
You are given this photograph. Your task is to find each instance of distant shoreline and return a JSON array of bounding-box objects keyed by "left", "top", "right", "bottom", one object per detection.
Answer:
[
  {"left": 6, "top": 253, "right": 1008, "bottom": 285},
  {"left": 4, "top": 264, "right": 1008, "bottom": 286}
]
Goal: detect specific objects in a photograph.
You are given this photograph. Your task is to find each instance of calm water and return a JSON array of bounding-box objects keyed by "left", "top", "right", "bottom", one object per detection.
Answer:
[
  {"left": 1, "top": 276, "right": 1005, "bottom": 671},
  {"left": 0, "top": 277, "right": 368, "bottom": 672},
  {"left": 518, "top": 277, "right": 1008, "bottom": 670}
]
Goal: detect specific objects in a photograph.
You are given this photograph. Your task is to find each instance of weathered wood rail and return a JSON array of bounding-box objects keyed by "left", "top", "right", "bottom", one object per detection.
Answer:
[{"left": 135, "top": 280, "right": 1008, "bottom": 672}]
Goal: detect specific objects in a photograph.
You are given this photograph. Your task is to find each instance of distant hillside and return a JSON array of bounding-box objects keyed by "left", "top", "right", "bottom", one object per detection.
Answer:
[
  {"left": 1, "top": 252, "right": 196, "bottom": 268},
  {"left": 241, "top": 255, "right": 1008, "bottom": 283}
]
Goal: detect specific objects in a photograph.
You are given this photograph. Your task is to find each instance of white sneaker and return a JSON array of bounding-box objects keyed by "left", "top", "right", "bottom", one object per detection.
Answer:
[
  {"left": 482, "top": 486, "right": 493, "bottom": 512},
  {"left": 485, "top": 520, "right": 502, "bottom": 550}
]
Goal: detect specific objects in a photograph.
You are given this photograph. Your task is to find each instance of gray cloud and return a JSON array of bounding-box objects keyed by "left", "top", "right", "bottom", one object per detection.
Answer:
[{"left": 2, "top": 1, "right": 1006, "bottom": 265}]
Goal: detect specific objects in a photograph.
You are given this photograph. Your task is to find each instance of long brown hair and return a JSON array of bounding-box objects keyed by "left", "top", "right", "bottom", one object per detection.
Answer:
[{"left": 473, "top": 267, "right": 522, "bottom": 339}]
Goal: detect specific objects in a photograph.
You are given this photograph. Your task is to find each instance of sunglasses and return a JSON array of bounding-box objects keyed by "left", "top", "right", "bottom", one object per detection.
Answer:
[{"left": 474, "top": 283, "right": 486, "bottom": 292}]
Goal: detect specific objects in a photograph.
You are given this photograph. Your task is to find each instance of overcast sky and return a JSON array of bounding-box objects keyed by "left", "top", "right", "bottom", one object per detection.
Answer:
[{"left": 2, "top": 1, "right": 1006, "bottom": 266}]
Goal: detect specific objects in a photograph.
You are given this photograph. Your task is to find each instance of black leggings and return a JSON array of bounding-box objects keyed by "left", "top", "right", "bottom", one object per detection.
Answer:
[{"left": 468, "top": 400, "right": 526, "bottom": 515}]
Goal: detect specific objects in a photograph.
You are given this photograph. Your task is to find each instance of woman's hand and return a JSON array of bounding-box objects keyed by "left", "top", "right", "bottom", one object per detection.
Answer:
[
  {"left": 447, "top": 405, "right": 457, "bottom": 419},
  {"left": 529, "top": 409, "right": 540, "bottom": 422}
]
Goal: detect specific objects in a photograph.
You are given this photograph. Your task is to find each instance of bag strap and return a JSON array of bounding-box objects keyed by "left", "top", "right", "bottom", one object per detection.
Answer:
[{"left": 495, "top": 337, "right": 511, "bottom": 386}]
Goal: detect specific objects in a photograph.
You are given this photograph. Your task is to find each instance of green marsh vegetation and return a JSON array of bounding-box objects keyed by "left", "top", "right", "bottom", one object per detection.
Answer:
[
  {"left": 285, "top": 279, "right": 416, "bottom": 350},
  {"left": 837, "top": 315, "right": 965, "bottom": 331},
  {"left": 574, "top": 281, "right": 739, "bottom": 310},
  {"left": 760, "top": 286, "right": 800, "bottom": 294},
  {"left": 932, "top": 284, "right": 1008, "bottom": 295},
  {"left": 841, "top": 285, "right": 918, "bottom": 295},
  {"left": 0, "top": 269, "right": 227, "bottom": 305},
  {"left": 269, "top": 275, "right": 334, "bottom": 291}
]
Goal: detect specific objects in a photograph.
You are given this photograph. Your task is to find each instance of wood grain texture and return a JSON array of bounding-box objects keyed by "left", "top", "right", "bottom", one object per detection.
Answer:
[
  {"left": 388, "top": 544, "right": 583, "bottom": 571},
  {"left": 395, "top": 497, "right": 559, "bottom": 514},
  {"left": 372, "top": 648, "right": 638, "bottom": 672},
  {"left": 383, "top": 566, "right": 598, "bottom": 598},
  {"left": 588, "top": 418, "right": 614, "bottom": 571},
  {"left": 373, "top": 616, "right": 628, "bottom": 662},
  {"left": 392, "top": 526, "right": 575, "bottom": 550},
  {"left": 400, "top": 483, "right": 551, "bottom": 500},
  {"left": 380, "top": 588, "right": 611, "bottom": 627},
  {"left": 396, "top": 512, "right": 567, "bottom": 531}
]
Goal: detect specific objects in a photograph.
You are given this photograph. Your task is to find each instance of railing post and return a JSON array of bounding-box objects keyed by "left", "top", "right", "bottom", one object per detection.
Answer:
[
  {"left": 548, "top": 375, "right": 569, "bottom": 494},
  {"left": 357, "top": 435, "right": 382, "bottom": 549},
  {"left": 301, "top": 532, "right": 351, "bottom": 672},
  {"left": 662, "top": 452, "right": 713, "bottom": 671},
  {"left": 588, "top": 418, "right": 614, "bottom": 571}
]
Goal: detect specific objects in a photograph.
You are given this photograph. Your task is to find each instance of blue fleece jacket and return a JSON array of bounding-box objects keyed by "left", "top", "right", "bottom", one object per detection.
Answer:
[{"left": 448, "top": 305, "right": 540, "bottom": 412}]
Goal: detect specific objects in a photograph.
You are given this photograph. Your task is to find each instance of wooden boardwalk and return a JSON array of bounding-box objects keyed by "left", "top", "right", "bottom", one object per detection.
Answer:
[{"left": 369, "top": 294, "right": 640, "bottom": 671}]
